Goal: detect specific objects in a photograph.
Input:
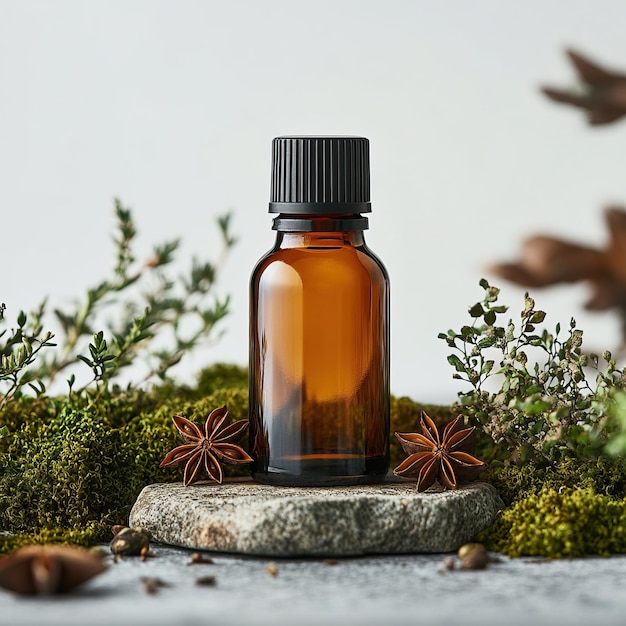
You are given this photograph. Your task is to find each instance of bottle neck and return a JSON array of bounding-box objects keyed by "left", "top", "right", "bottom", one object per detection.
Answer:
[
  {"left": 272, "top": 214, "right": 368, "bottom": 233},
  {"left": 274, "top": 223, "right": 366, "bottom": 250}
]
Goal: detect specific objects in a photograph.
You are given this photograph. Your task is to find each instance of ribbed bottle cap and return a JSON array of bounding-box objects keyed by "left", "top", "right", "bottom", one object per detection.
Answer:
[{"left": 269, "top": 136, "right": 371, "bottom": 214}]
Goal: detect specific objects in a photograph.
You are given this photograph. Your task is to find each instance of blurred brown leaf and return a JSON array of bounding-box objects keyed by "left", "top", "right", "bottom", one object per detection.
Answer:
[
  {"left": 542, "top": 49, "right": 626, "bottom": 125},
  {"left": 490, "top": 206, "right": 626, "bottom": 340}
]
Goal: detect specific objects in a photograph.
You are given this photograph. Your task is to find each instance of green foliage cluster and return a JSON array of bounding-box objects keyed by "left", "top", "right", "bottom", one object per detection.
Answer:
[
  {"left": 0, "top": 364, "right": 248, "bottom": 553},
  {"left": 435, "top": 280, "right": 626, "bottom": 557},
  {"left": 0, "top": 302, "right": 56, "bottom": 411},
  {"left": 439, "top": 279, "right": 626, "bottom": 465},
  {"left": 0, "top": 199, "right": 242, "bottom": 553},
  {"left": 480, "top": 487, "right": 626, "bottom": 557},
  {"left": 0, "top": 199, "right": 235, "bottom": 405},
  {"left": 605, "top": 390, "right": 626, "bottom": 456}
]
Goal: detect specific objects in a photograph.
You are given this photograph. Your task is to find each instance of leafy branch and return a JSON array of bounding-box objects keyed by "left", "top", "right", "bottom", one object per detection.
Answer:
[
  {"left": 1, "top": 198, "right": 236, "bottom": 407},
  {"left": 440, "top": 279, "right": 626, "bottom": 464}
]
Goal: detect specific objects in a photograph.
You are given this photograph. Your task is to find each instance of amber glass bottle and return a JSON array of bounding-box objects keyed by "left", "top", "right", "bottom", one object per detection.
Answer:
[{"left": 249, "top": 136, "right": 390, "bottom": 486}]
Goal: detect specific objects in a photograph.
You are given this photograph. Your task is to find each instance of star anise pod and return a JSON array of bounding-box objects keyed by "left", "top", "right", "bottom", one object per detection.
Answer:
[
  {"left": 393, "top": 412, "right": 484, "bottom": 492},
  {"left": 0, "top": 545, "right": 107, "bottom": 595},
  {"left": 160, "top": 405, "right": 253, "bottom": 486},
  {"left": 542, "top": 49, "right": 626, "bottom": 125}
]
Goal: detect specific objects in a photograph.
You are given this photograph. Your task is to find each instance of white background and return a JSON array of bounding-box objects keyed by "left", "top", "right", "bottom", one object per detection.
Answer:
[{"left": 2, "top": 0, "right": 626, "bottom": 402}]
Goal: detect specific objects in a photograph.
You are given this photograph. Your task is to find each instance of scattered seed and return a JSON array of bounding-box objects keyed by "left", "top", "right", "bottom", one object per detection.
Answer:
[
  {"left": 322, "top": 559, "right": 338, "bottom": 566},
  {"left": 460, "top": 549, "right": 489, "bottom": 571},
  {"left": 188, "top": 553, "right": 215, "bottom": 566},
  {"left": 443, "top": 556, "right": 456, "bottom": 571},
  {"left": 140, "top": 577, "right": 170, "bottom": 595},
  {"left": 457, "top": 543, "right": 485, "bottom": 560},
  {"left": 196, "top": 576, "right": 217, "bottom": 587},
  {"left": 267, "top": 563, "right": 279, "bottom": 577},
  {"left": 140, "top": 547, "right": 156, "bottom": 561},
  {"left": 110, "top": 527, "right": 151, "bottom": 556}
]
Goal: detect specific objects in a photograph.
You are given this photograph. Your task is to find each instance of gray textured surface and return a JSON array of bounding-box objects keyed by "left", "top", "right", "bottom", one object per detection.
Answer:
[
  {"left": 129, "top": 479, "right": 503, "bottom": 556},
  {"left": 2, "top": 545, "right": 626, "bottom": 626}
]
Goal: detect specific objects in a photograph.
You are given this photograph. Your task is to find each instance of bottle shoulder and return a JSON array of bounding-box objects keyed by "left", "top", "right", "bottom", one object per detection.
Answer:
[{"left": 251, "top": 243, "right": 389, "bottom": 286}]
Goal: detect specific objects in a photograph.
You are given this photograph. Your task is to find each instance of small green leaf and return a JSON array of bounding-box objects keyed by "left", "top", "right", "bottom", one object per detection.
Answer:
[
  {"left": 461, "top": 325, "right": 476, "bottom": 339},
  {"left": 477, "top": 337, "right": 496, "bottom": 349},
  {"left": 469, "top": 303, "right": 484, "bottom": 318},
  {"left": 447, "top": 354, "right": 467, "bottom": 373},
  {"left": 530, "top": 311, "right": 546, "bottom": 324},
  {"left": 483, "top": 310, "right": 496, "bottom": 325},
  {"left": 481, "top": 360, "right": 494, "bottom": 376},
  {"left": 77, "top": 354, "right": 94, "bottom": 367}
]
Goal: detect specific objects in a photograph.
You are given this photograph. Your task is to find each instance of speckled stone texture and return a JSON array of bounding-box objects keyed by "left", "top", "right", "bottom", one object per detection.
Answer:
[{"left": 129, "top": 479, "right": 503, "bottom": 557}]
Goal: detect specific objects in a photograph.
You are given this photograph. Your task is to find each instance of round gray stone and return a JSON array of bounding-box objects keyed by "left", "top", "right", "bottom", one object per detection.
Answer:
[{"left": 129, "top": 479, "right": 503, "bottom": 557}]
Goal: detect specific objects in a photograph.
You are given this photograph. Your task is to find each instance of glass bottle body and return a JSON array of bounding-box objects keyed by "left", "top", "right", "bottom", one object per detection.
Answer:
[{"left": 249, "top": 225, "right": 390, "bottom": 486}]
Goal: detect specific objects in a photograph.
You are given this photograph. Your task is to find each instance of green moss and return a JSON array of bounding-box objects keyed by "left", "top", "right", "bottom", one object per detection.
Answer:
[
  {"left": 480, "top": 487, "right": 626, "bottom": 557},
  {"left": 487, "top": 456, "right": 626, "bottom": 505},
  {"left": 0, "top": 405, "right": 141, "bottom": 534},
  {"left": 195, "top": 363, "right": 248, "bottom": 395},
  {"left": 143, "top": 363, "right": 248, "bottom": 407},
  {"left": 5, "top": 365, "right": 626, "bottom": 559},
  {"left": 0, "top": 364, "right": 252, "bottom": 553},
  {"left": 0, "top": 524, "right": 108, "bottom": 554},
  {"left": 128, "top": 386, "right": 251, "bottom": 482}
]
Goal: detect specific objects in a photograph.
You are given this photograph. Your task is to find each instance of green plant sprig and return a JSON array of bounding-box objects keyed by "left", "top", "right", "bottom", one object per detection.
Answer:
[
  {"left": 0, "top": 304, "right": 56, "bottom": 411},
  {"left": 440, "top": 279, "right": 626, "bottom": 464},
  {"left": 1, "top": 199, "right": 235, "bottom": 408}
]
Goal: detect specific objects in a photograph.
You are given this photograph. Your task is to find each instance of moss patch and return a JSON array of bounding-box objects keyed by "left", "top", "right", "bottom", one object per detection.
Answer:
[
  {"left": 0, "top": 365, "right": 250, "bottom": 551},
  {"left": 3, "top": 370, "right": 626, "bottom": 558},
  {"left": 480, "top": 487, "right": 626, "bottom": 557}
]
